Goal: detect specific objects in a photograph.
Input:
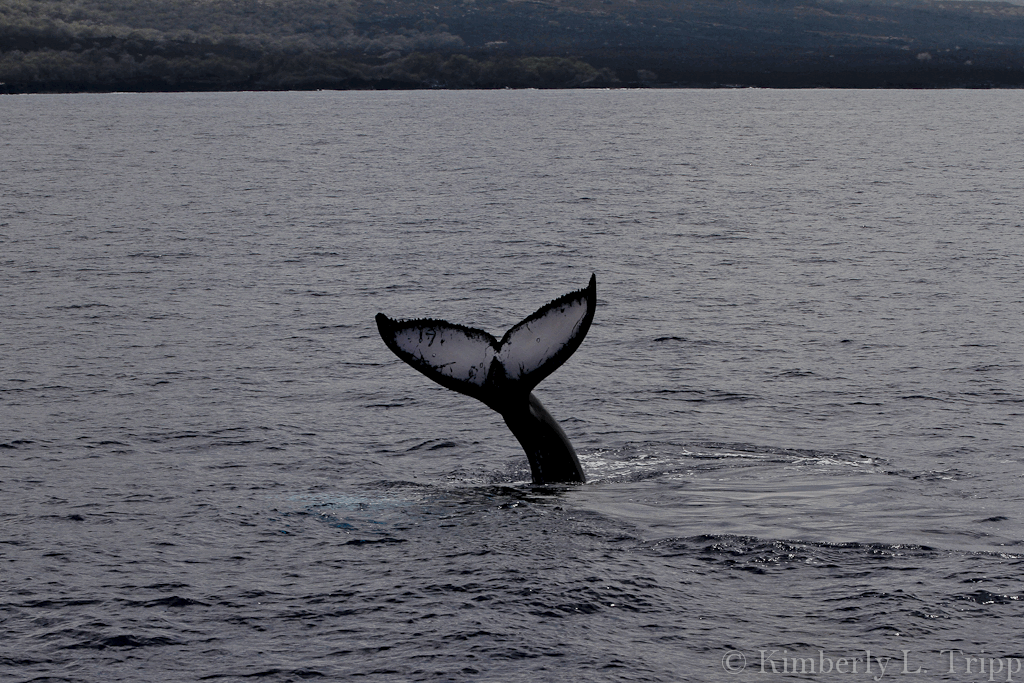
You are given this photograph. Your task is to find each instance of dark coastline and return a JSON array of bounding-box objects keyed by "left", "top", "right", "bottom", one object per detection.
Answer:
[
  {"left": 4, "top": 49, "right": 1024, "bottom": 93},
  {"left": 3, "top": 0, "right": 1024, "bottom": 93}
]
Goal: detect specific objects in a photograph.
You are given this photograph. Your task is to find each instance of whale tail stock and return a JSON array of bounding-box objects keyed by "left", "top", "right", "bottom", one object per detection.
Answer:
[{"left": 375, "top": 274, "right": 596, "bottom": 484}]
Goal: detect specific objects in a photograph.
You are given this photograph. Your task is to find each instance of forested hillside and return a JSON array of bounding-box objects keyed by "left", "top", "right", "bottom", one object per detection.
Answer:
[{"left": 3, "top": 0, "right": 1024, "bottom": 91}]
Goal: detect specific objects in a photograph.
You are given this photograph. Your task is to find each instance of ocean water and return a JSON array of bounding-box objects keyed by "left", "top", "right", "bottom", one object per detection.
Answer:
[{"left": 1, "top": 89, "right": 1022, "bottom": 682}]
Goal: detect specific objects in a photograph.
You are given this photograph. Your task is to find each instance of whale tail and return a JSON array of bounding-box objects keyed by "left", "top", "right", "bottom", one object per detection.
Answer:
[
  {"left": 375, "top": 274, "right": 596, "bottom": 483},
  {"left": 375, "top": 274, "right": 596, "bottom": 411}
]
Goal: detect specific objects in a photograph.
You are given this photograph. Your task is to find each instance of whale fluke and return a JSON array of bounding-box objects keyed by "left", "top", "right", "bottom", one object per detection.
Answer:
[{"left": 376, "top": 274, "right": 596, "bottom": 484}]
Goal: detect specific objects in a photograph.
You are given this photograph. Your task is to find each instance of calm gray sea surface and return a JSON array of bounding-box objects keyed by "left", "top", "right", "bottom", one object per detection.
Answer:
[{"left": 1, "top": 89, "right": 1022, "bottom": 682}]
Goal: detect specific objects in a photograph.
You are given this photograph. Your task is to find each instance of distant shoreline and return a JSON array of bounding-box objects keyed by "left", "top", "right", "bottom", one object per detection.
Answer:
[
  {"left": 5, "top": 0, "right": 1024, "bottom": 94},
  {"left": 3, "top": 51, "right": 1024, "bottom": 95}
]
